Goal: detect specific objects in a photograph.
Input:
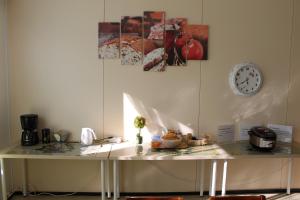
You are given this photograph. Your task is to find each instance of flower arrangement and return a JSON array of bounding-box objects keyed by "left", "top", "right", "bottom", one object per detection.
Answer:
[{"left": 134, "top": 116, "right": 146, "bottom": 144}]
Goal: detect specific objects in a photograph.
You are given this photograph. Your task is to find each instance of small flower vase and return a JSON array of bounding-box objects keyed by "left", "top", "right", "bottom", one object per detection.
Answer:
[
  {"left": 136, "top": 144, "right": 143, "bottom": 154},
  {"left": 136, "top": 135, "right": 143, "bottom": 145}
]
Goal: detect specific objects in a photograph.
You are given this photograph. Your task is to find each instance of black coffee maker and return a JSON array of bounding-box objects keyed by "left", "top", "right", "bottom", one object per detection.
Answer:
[{"left": 20, "top": 114, "right": 39, "bottom": 146}]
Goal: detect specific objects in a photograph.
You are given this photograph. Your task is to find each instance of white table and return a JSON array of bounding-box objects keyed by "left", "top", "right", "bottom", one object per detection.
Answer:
[
  {"left": 109, "top": 142, "right": 233, "bottom": 200},
  {"left": 1, "top": 141, "right": 299, "bottom": 200},
  {"left": 219, "top": 141, "right": 300, "bottom": 196},
  {"left": 0, "top": 142, "right": 112, "bottom": 200},
  {"left": 109, "top": 141, "right": 300, "bottom": 199}
]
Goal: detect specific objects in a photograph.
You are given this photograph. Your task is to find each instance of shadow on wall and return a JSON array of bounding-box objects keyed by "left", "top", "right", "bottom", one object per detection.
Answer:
[
  {"left": 123, "top": 93, "right": 194, "bottom": 143},
  {"left": 287, "top": 73, "right": 300, "bottom": 142},
  {"left": 226, "top": 83, "right": 289, "bottom": 122}
]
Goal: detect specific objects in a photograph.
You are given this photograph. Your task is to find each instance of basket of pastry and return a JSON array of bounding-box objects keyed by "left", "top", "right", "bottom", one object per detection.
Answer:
[
  {"left": 151, "top": 130, "right": 184, "bottom": 149},
  {"left": 185, "top": 133, "right": 210, "bottom": 146}
]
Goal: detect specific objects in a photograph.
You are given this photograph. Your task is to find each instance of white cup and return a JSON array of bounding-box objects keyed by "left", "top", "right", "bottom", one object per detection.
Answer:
[{"left": 81, "top": 128, "right": 96, "bottom": 145}]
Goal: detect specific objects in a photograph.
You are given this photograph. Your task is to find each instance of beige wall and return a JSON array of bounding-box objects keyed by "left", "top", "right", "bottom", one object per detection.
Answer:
[
  {"left": 0, "top": 0, "right": 9, "bottom": 148},
  {"left": 6, "top": 0, "right": 300, "bottom": 193},
  {"left": 0, "top": 0, "right": 11, "bottom": 196},
  {"left": 288, "top": 0, "right": 300, "bottom": 190}
]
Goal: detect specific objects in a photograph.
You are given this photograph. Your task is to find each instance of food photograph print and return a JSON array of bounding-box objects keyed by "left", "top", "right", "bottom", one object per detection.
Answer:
[
  {"left": 98, "top": 22, "right": 120, "bottom": 59},
  {"left": 165, "top": 18, "right": 188, "bottom": 67},
  {"left": 98, "top": 11, "right": 209, "bottom": 72},
  {"left": 121, "top": 16, "right": 143, "bottom": 65},
  {"left": 184, "top": 24, "right": 208, "bottom": 60},
  {"left": 143, "top": 11, "right": 166, "bottom": 72}
]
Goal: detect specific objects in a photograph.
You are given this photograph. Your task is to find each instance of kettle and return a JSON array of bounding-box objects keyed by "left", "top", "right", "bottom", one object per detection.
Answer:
[{"left": 81, "top": 128, "right": 96, "bottom": 145}]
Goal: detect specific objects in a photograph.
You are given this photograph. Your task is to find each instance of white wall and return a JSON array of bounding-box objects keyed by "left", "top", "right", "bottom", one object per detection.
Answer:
[
  {"left": 6, "top": 0, "right": 300, "bottom": 193},
  {"left": 0, "top": 0, "right": 9, "bottom": 148},
  {"left": 287, "top": 0, "right": 300, "bottom": 188},
  {"left": 0, "top": 0, "right": 10, "bottom": 197}
]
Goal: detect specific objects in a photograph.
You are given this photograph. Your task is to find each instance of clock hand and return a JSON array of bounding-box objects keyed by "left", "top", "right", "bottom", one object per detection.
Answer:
[
  {"left": 240, "top": 80, "right": 250, "bottom": 90},
  {"left": 240, "top": 85, "right": 247, "bottom": 90},
  {"left": 238, "top": 78, "right": 249, "bottom": 85}
]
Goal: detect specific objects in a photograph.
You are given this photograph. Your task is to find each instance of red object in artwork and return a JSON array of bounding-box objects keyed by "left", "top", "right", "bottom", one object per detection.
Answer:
[
  {"left": 182, "top": 39, "right": 204, "bottom": 60},
  {"left": 175, "top": 34, "right": 192, "bottom": 48}
]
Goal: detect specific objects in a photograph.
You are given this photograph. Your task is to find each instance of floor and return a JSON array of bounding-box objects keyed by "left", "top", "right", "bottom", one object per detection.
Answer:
[{"left": 9, "top": 194, "right": 300, "bottom": 200}]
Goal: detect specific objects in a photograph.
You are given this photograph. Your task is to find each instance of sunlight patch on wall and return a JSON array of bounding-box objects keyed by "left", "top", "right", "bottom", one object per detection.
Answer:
[
  {"left": 230, "top": 85, "right": 289, "bottom": 122},
  {"left": 123, "top": 93, "right": 194, "bottom": 144},
  {"left": 123, "top": 93, "right": 152, "bottom": 143}
]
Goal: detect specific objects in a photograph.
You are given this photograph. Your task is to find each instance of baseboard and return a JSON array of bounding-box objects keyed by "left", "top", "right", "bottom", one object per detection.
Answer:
[{"left": 9, "top": 189, "right": 300, "bottom": 199}]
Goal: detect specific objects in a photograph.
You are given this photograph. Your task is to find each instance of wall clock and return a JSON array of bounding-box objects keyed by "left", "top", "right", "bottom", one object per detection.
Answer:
[{"left": 229, "top": 62, "right": 263, "bottom": 96}]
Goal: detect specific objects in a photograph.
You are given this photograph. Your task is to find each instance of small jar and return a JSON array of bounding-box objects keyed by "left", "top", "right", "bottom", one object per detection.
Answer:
[
  {"left": 42, "top": 128, "right": 51, "bottom": 144},
  {"left": 151, "top": 134, "right": 162, "bottom": 148}
]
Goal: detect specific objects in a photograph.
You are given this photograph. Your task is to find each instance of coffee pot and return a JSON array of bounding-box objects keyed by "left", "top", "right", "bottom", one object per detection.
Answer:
[{"left": 20, "top": 114, "right": 39, "bottom": 146}]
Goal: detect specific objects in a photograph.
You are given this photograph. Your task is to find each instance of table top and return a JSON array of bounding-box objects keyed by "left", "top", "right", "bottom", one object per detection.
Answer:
[
  {"left": 109, "top": 142, "right": 233, "bottom": 160},
  {"left": 1, "top": 141, "right": 300, "bottom": 160},
  {"left": 0, "top": 142, "right": 111, "bottom": 160},
  {"left": 219, "top": 141, "right": 300, "bottom": 159},
  {"left": 109, "top": 141, "right": 300, "bottom": 160}
]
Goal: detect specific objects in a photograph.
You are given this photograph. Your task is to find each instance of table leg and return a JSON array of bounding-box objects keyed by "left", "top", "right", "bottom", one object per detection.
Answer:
[
  {"left": 116, "top": 160, "right": 120, "bottom": 199},
  {"left": 106, "top": 160, "right": 111, "bottom": 198},
  {"left": 22, "top": 159, "right": 28, "bottom": 196},
  {"left": 210, "top": 160, "right": 217, "bottom": 196},
  {"left": 287, "top": 157, "right": 293, "bottom": 195},
  {"left": 221, "top": 160, "right": 228, "bottom": 196},
  {"left": 101, "top": 160, "right": 106, "bottom": 200},
  {"left": 0, "top": 158, "right": 7, "bottom": 200},
  {"left": 113, "top": 160, "right": 117, "bottom": 200},
  {"left": 199, "top": 160, "right": 205, "bottom": 196}
]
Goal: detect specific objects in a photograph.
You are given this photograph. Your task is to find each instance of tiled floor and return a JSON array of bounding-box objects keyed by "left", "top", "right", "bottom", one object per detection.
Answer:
[{"left": 9, "top": 194, "right": 300, "bottom": 200}]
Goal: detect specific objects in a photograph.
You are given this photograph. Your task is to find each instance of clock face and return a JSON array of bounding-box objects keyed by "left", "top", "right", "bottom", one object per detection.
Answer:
[{"left": 229, "top": 63, "right": 263, "bottom": 96}]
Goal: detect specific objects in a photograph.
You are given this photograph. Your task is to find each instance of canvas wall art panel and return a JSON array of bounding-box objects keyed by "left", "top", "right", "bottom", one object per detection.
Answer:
[
  {"left": 184, "top": 24, "right": 209, "bottom": 60},
  {"left": 143, "top": 11, "right": 166, "bottom": 72},
  {"left": 98, "top": 22, "right": 120, "bottom": 59},
  {"left": 165, "top": 18, "right": 188, "bottom": 66},
  {"left": 144, "top": 11, "right": 165, "bottom": 40},
  {"left": 120, "top": 16, "right": 143, "bottom": 65}
]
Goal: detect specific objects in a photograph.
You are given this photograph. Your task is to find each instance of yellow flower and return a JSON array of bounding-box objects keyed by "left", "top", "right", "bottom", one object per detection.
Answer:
[{"left": 134, "top": 116, "right": 146, "bottom": 129}]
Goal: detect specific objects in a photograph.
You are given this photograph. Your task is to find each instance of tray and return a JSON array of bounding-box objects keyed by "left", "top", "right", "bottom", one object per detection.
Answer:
[{"left": 151, "top": 142, "right": 188, "bottom": 149}]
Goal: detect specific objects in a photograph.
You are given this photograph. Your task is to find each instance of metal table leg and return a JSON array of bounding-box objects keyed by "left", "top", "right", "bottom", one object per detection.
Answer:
[
  {"left": 221, "top": 160, "right": 228, "bottom": 196},
  {"left": 210, "top": 160, "right": 217, "bottom": 196},
  {"left": 1, "top": 158, "right": 7, "bottom": 200},
  {"left": 22, "top": 159, "right": 28, "bottom": 196},
  {"left": 101, "top": 160, "right": 106, "bottom": 200},
  {"left": 106, "top": 160, "right": 111, "bottom": 198},
  {"left": 199, "top": 160, "right": 205, "bottom": 196},
  {"left": 116, "top": 161, "right": 120, "bottom": 199},
  {"left": 113, "top": 160, "right": 117, "bottom": 200},
  {"left": 287, "top": 157, "right": 293, "bottom": 195}
]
